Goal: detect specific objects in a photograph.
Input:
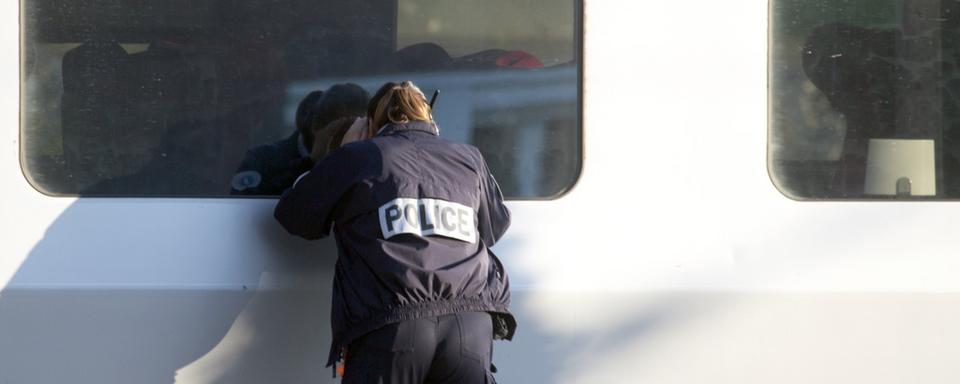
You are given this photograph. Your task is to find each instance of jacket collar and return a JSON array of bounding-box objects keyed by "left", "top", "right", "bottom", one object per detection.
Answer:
[{"left": 376, "top": 121, "right": 439, "bottom": 137}]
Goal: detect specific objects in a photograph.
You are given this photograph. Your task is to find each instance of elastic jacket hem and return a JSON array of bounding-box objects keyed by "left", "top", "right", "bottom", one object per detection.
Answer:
[{"left": 326, "top": 297, "right": 515, "bottom": 367}]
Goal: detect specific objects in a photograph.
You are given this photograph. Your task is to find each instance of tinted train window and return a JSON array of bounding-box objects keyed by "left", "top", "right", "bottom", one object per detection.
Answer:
[
  {"left": 770, "top": 0, "right": 960, "bottom": 199},
  {"left": 22, "top": 0, "right": 580, "bottom": 198}
]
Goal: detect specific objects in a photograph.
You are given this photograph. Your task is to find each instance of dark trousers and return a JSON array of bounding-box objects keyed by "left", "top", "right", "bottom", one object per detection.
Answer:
[{"left": 342, "top": 312, "right": 497, "bottom": 384}]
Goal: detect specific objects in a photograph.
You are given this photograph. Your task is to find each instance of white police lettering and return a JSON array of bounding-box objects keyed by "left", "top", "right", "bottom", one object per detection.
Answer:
[{"left": 378, "top": 198, "right": 476, "bottom": 243}]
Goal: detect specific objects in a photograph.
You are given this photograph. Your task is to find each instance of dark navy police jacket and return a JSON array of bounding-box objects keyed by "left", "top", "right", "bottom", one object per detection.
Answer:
[
  {"left": 274, "top": 121, "right": 516, "bottom": 367},
  {"left": 231, "top": 132, "right": 313, "bottom": 195}
]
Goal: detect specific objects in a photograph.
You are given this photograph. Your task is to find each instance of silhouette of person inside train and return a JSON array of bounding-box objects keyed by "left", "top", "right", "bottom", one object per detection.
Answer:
[
  {"left": 802, "top": 22, "right": 908, "bottom": 196},
  {"left": 68, "top": 30, "right": 291, "bottom": 196},
  {"left": 67, "top": 37, "right": 225, "bottom": 196},
  {"left": 230, "top": 83, "right": 369, "bottom": 195}
]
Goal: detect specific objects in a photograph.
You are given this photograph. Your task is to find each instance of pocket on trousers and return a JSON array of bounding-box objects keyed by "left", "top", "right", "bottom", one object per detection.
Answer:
[{"left": 459, "top": 312, "right": 493, "bottom": 362}]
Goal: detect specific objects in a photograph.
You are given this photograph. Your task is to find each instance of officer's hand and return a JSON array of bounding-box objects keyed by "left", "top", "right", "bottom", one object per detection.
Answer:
[
  {"left": 340, "top": 117, "right": 370, "bottom": 146},
  {"left": 311, "top": 129, "right": 331, "bottom": 162}
]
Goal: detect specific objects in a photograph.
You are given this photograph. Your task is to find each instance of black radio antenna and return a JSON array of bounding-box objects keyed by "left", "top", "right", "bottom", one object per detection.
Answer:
[{"left": 429, "top": 89, "right": 440, "bottom": 109}]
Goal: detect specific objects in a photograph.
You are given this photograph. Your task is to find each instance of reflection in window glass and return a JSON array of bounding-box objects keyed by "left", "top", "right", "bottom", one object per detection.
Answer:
[
  {"left": 770, "top": 0, "right": 960, "bottom": 199},
  {"left": 21, "top": 0, "right": 580, "bottom": 198}
]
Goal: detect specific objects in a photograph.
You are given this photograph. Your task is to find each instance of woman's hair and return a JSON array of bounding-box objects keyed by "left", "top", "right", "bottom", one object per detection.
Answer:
[
  {"left": 369, "top": 81, "right": 432, "bottom": 134},
  {"left": 367, "top": 82, "right": 398, "bottom": 119}
]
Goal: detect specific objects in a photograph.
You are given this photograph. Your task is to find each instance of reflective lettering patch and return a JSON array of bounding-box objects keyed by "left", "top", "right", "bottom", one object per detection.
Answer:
[
  {"left": 231, "top": 171, "right": 262, "bottom": 191},
  {"left": 378, "top": 198, "right": 476, "bottom": 243}
]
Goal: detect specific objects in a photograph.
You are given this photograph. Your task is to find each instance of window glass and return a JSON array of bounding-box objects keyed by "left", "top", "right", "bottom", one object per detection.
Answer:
[
  {"left": 770, "top": 0, "right": 960, "bottom": 199},
  {"left": 22, "top": 0, "right": 580, "bottom": 198}
]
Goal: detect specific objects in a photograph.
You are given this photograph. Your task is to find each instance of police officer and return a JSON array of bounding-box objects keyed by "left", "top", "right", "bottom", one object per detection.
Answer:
[
  {"left": 274, "top": 81, "right": 515, "bottom": 383},
  {"left": 230, "top": 83, "right": 369, "bottom": 195}
]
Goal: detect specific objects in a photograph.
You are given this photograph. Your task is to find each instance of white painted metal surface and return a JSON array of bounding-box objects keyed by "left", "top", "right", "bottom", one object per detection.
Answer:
[{"left": 6, "top": 1, "right": 960, "bottom": 383}]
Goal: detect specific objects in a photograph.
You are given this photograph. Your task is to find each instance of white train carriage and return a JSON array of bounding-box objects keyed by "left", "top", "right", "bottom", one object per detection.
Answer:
[{"left": 5, "top": 0, "right": 960, "bottom": 383}]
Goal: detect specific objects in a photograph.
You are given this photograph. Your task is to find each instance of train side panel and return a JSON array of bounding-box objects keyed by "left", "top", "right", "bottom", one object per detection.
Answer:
[{"left": 5, "top": 1, "right": 960, "bottom": 383}]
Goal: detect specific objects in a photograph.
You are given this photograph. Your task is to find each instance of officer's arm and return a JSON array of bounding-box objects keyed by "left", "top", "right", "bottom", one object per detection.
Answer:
[
  {"left": 477, "top": 151, "right": 511, "bottom": 246},
  {"left": 274, "top": 148, "right": 357, "bottom": 240}
]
